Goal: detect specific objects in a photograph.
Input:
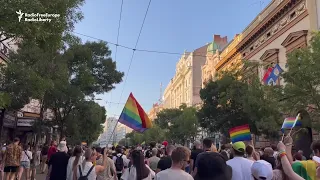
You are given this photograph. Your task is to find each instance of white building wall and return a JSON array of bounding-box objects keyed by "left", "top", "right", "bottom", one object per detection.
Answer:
[{"left": 248, "top": 16, "right": 310, "bottom": 81}]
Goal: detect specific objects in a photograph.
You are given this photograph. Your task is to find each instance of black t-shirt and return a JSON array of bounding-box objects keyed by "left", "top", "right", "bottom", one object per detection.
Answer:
[
  {"left": 157, "top": 156, "right": 172, "bottom": 171},
  {"left": 190, "top": 149, "right": 203, "bottom": 170},
  {"left": 49, "top": 152, "right": 70, "bottom": 180}
]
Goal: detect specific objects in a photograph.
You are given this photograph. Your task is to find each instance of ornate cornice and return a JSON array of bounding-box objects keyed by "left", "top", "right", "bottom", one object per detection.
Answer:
[{"left": 241, "top": 1, "right": 306, "bottom": 58}]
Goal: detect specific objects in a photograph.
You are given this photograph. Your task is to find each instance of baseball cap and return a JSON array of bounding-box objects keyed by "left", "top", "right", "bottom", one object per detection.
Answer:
[
  {"left": 195, "top": 152, "right": 232, "bottom": 180},
  {"left": 232, "top": 141, "right": 245, "bottom": 152},
  {"left": 251, "top": 160, "right": 273, "bottom": 180}
]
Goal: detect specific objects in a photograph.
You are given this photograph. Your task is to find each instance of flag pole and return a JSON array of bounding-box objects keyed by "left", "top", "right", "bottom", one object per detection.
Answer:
[{"left": 288, "top": 113, "right": 300, "bottom": 136}]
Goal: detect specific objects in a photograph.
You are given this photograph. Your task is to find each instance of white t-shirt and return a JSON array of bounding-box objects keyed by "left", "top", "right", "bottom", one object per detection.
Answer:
[
  {"left": 77, "top": 161, "right": 96, "bottom": 180},
  {"left": 155, "top": 168, "right": 193, "bottom": 180},
  {"left": 227, "top": 157, "right": 254, "bottom": 180},
  {"left": 21, "top": 150, "right": 33, "bottom": 162},
  {"left": 121, "top": 165, "right": 155, "bottom": 180}
]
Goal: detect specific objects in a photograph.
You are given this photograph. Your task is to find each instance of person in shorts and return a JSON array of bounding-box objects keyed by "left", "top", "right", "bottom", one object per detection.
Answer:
[{"left": 3, "top": 138, "right": 22, "bottom": 180}]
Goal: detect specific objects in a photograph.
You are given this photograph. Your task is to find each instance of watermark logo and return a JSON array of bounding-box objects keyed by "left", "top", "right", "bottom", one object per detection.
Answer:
[
  {"left": 16, "top": 10, "right": 60, "bottom": 22},
  {"left": 16, "top": 10, "right": 24, "bottom": 22}
]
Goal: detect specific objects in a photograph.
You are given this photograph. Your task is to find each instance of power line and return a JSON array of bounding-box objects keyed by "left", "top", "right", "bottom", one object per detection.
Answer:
[
  {"left": 106, "top": 100, "right": 153, "bottom": 107},
  {"left": 109, "top": 0, "right": 153, "bottom": 142},
  {"left": 109, "top": 0, "right": 124, "bottom": 107},
  {"left": 117, "top": 0, "right": 153, "bottom": 108},
  {"left": 71, "top": 31, "right": 208, "bottom": 58}
]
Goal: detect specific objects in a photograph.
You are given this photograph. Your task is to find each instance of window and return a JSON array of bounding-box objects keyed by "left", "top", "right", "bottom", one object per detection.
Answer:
[
  {"left": 266, "top": 32, "right": 271, "bottom": 38},
  {"left": 250, "top": 46, "right": 254, "bottom": 51},
  {"left": 281, "top": 30, "right": 308, "bottom": 54},
  {"left": 290, "top": 11, "right": 296, "bottom": 19}
]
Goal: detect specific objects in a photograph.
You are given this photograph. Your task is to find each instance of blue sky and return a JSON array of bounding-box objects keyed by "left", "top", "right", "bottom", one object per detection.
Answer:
[{"left": 74, "top": 0, "right": 271, "bottom": 118}]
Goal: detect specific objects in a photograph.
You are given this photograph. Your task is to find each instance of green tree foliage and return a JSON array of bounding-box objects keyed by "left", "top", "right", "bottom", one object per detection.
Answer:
[
  {"left": 198, "top": 69, "right": 282, "bottom": 139},
  {"left": 153, "top": 104, "right": 199, "bottom": 144},
  {"left": 167, "top": 107, "right": 199, "bottom": 144},
  {"left": 125, "top": 124, "right": 166, "bottom": 145},
  {"left": 1, "top": 39, "right": 123, "bottom": 142},
  {"left": 0, "top": 93, "right": 11, "bottom": 108},
  {"left": 280, "top": 32, "right": 320, "bottom": 129},
  {"left": 45, "top": 40, "right": 124, "bottom": 138},
  {"left": 0, "top": 0, "right": 84, "bottom": 45},
  {"left": 65, "top": 101, "right": 106, "bottom": 145},
  {"left": 154, "top": 108, "right": 182, "bottom": 130}
]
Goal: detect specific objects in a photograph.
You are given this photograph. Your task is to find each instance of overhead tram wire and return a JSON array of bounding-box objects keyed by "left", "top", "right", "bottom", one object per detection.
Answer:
[
  {"left": 71, "top": 31, "right": 208, "bottom": 58},
  {"left": 108, "top": 0, "right": 153, "bottom": 143},
  {"left": 109, "top": 0, "right": 124, "bottom": 109}
]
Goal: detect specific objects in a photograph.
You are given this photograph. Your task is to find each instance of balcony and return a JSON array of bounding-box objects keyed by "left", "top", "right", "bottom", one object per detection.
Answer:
[{"left": 0, "top": 42, "right": 10, "bottom": 62}]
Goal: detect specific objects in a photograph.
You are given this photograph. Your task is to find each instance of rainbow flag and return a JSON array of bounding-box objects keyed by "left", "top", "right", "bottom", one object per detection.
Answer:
[
  {"left": 281, "top": 114, "right": 302, "bottom": 132},
  {"left": 229, "top": 124, "right": 251, "bottom": 143},
  {"left": 292, "top": 160, "right": 317, "bottom": 180},
  {"left": 118, "top": 93, "right": 152, "bottom": 133}
]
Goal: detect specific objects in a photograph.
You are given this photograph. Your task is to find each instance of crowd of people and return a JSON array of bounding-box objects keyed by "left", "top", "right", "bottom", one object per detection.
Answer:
[{"left": 0, "top": 135, "right": 319, "bottom": 180}]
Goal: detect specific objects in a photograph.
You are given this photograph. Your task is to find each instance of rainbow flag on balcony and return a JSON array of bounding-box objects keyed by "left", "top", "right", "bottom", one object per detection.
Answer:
[{"left": 118, "top": 93, "right": 152, "bottom": 133}]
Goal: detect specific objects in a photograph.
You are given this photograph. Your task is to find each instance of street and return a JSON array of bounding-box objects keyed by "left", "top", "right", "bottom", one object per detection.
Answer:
[{"left": 20, "top": 169, "right": 46, "bottom": 180}]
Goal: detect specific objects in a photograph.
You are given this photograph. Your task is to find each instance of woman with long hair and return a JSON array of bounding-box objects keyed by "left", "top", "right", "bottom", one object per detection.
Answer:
[
  {"left": 67, "top": 146, "right": 84, "bottom": 180},
  {"left": 121, "top": 150, "right": 155, "bottom": 180},
  {"left": 30, "top": 145, "right": 41, "bottom": 180},
  {"left": 77, "top": 148, "right": 107, "bottom": 180},
  {"left": 18, "top": 144, "right": 32, "bottom": 180}
]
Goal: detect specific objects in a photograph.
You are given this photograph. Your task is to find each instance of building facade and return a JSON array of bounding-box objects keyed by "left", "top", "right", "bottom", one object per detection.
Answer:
[
  {"left": 99, "top": 117, "right": 118, "bottom": 146},
  {"left": 209, "top": 0, "right": 320, "bottom": 148},
  {"left": 202, "top": 35, "right": 228, "bottom": 87},
  {"left": 163, "top": 45, "right": 208, "bottom": 109},
  {"left": 148, "top": 103, "right": 163, "bottom": 121},
  {"left": 115, "top": 126, "right": 126, "bottom": 143}
]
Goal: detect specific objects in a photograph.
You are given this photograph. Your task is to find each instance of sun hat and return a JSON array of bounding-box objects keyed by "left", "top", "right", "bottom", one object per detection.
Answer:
[
  {"left": 232, "top": 141, "right": 246, "bottom": 152},
  {"left": 57, "top": 141, "right": 67, "bottom": 152},
  {"left": 251, "top": 160, "right": 273, "bottom": 180}
]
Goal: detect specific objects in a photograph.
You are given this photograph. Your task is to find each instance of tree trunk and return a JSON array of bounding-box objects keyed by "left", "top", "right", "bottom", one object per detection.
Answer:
[{"left": 35, "top": 99, "right": 45, "bottom": 146}]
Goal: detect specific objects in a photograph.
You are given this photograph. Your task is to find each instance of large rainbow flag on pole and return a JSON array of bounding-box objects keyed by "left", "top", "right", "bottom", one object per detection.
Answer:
[
  {"left": 229, "top": 124, "right": 252, "bottom": 143},
  {"left": 118, "top": 93, "right": 152, "bottom": 133}
]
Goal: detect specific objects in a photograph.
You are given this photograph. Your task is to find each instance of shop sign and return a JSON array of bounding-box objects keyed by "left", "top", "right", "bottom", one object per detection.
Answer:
[
  {"left": 17, "top": 118, "right": 35, "bottom": 127},
  {"left": 3, "top": 114, "right": 15, "bottom": 128}
]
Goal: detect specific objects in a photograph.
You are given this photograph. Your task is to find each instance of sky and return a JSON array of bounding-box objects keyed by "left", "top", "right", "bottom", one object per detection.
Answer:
[{"left": 74, "top": 0, "right": 272, "bottom": 119}]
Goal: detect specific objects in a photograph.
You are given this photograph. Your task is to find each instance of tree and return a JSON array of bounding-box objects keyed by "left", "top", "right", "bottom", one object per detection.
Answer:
[
  {"left": 280, "top": 32, "right": 320, "bottom": 129},
  {"left": 154, "top": 104, "right": 199, "bottom": 144},
  {"left": 168, "top": 107, "right": 199, "bottom": 144},
  {"left": 45, "top": 40, "right": 124, "bottom": 138},
  {"left": 65, "top": 101, "right": 106, "bottom": 145},
  {"left": 198, "top": 68, "right": 282, "bottom": 140},
  {"left": 1, "top": 39, "right": 124, "bottom": 142},
  {"left": 154, "top": 108, "right": 182, "bottom": 130},
  {"left": 124, "top": 124, "right": 166, "bottom": 146},
  {"left": 0, "top": 0, "right": 84, "bottom": 45}
]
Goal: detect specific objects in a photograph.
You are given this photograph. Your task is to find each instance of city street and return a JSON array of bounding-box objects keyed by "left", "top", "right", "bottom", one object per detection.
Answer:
[{"left": 20, "top": 169, "right": 46, "bottom": 180}]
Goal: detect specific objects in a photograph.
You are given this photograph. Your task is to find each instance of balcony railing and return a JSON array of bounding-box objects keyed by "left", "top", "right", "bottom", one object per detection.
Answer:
[{"left": 0, "top": 42, "right": 10, "bottom": 61}]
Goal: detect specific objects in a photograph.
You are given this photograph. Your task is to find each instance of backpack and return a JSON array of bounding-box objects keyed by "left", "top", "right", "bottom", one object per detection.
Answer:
[
  {"left": 78, "top": 165, "right": 94, "bottom": 180},
  {"left": 115, "top": 155, "right": 124, "bottom": 171}
]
